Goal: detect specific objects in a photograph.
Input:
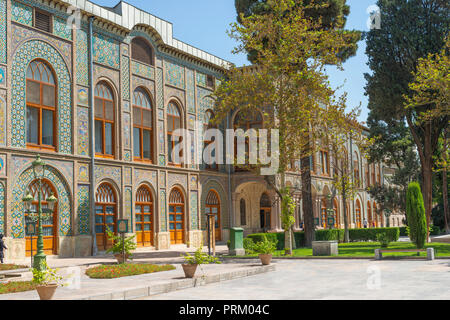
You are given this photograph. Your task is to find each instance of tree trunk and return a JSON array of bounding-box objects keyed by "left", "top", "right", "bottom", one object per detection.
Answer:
[
  {"left": 342, "top": 180, "right": 349, "bottom": 243},
  {"left": 422, "top": 157, "right": 433, "bottom": 243},
  {"left": 301, "top": 156, "right": 314, "bottom": 247},
  {"left": 443, "top": 167, "right": 449, "bottom": 233}
]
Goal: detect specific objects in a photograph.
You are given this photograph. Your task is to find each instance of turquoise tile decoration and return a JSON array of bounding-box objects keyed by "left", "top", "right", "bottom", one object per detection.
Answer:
[
  {"left": 53, "top": 16, "right": 72, "bottom": 41},
  {"left": 164, "top": 61, "right": 185, "bottom": 89},
  {"left": 77, "top": 185, "right": 90, "bottom": 235},
  {"left": 93, "top": 32, "right": 120, "bottom": 69},
  {"left": 11, "top": 1, "right": 33, "bottom": 26},
  {"left": 0, "top": 0, "right": 6, "bottom": 63}
]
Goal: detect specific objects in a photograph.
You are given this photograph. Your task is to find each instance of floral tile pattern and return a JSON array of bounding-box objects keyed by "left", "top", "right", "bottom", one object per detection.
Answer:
[
  {"left": 76, "top": 27, "right": 89, "bottom": 86},
  {"left": 53, "top": 16, "right": 72, "bottom": 41},
  {"left": 93, "top": 32, "right": 120, "bottom": 69},
  {"left": 164, "top": 61, "right": 185, "bottom": 89},
  {"left": 77, "top": 107, "right": 89, "bottom": 156},
  {"left": 77, "top": 185, "right": 90, "bottom": 235},
  {"left": 11, "top": 1, "right": 32, "bottom": 26},
  {"left": 0, "top": 0, "right": 6, "bottom": 64}
]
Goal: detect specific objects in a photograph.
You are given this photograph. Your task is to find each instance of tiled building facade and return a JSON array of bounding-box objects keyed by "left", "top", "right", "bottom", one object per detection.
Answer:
[{"left": 0, "top": 0, "right": 403, "bottom": 260}]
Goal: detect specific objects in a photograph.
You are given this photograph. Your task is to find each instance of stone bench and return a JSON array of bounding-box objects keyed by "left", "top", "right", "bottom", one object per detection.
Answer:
[
  {"left": 312, "top": 241, "right": 338, "bottom": 256},
  {"left": 374, "top": 248, "right": 435, "bottom": 260}
]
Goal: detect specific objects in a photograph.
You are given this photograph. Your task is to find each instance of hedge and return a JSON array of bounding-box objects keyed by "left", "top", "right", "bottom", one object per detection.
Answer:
[{"left": 245, "top": 227, "right": 400, "bottom": 248}]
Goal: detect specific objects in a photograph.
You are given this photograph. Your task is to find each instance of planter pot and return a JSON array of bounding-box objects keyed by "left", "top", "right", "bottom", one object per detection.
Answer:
[
  {"left": 259, "top": 254, "right": 273, "bottom": 265},
  {"left": 114, "top": 254, "right": 130, "bottom": 264},
  {"left": 182, "top": 264, "right": 198, "bottom": 278},
  {"left": 36, "top": 284, "right": 58, "bottom": 300}
]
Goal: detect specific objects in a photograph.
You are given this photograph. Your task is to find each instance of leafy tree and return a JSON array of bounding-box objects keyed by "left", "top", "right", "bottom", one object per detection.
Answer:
[
  {"left": 214, "top": 0, "right": 352, "bottom": 252},
  {"left": 364, "top": 0, "right": 449, "bottom": 240},
  {"left": 406, "top": 182, "right": 428, "bottom": 249}
]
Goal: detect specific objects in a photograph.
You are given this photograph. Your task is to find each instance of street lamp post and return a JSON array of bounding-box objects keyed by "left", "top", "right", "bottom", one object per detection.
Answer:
[{"left": 21, "top": 155, "right": 58, "bottom": 271}]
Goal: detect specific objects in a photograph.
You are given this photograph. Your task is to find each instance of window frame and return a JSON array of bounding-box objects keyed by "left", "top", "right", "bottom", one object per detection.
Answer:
[
  {"left": 167, "top": 101, "right": 183, "bottom": 167},
  {"left": 133, "top": 87, "right": 154, "bottom": 163},
  {"left": 94, "top": 82, "right": 115, "bottom": 159}
]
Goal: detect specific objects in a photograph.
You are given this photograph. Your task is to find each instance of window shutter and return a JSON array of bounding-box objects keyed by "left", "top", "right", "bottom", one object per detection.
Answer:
[
  {"left": 132, "top": 38, "right": 153, "bottom": 66},
  {"left": 35, "top": 11, "right": 52, "bottom": 33}
]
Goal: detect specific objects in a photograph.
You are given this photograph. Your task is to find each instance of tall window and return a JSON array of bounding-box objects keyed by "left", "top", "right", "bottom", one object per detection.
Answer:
[
  {"left": 133, "top": 88, "right": 153, "bottom": 162},
  {"left": 260, "top": 193, "right": 271, "bottom": 230},
  {"left": 205, "top": 190, "right": 221, "bottom": 241},
  {"left": 203, "top": 110, "right": 218, "bottom": 170},
  {"left": 95, "top": 183, "right": 117, "bottom": 251},
  {"left": 233, "top": 110, "right": 263, "bottom": 171},
  {"left": 240, "top": 198, "right": 246, "bottom": 226},
  {"left": 26, "top": 60, "right": 56, "bottom": 150},
  {"left": 135, "top": 185, "right": 153, "bottom": 247},
  {"left": 131, "top": 37, "right": 154, "bottom": 66},
  {"left": 169, "top": 188, "right": 185, "bottom": 244},
  {"left": 320, "top": 150, "right": 330, "bottom": 176},
  {"left": 95, "top": 82, "right": 115, "bottom": 158},
  {"left": 167, "top": 102, "right": 183, "bottom": 165},
  {"left": 355, "top": 199, "right": 362, "bottom": 228},
  {"left": 321, "top": 199, "right": 327, "bottom": 228}
]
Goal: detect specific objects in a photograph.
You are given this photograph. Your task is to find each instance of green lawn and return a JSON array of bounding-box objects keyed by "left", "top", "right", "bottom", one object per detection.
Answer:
[
  {"left": 234, "top": 242, "right": 450, "bottom": 258},
  {"left": 0, "top": 281, "right": 37, "bottom": 294},
  {"left": 0, "top": 264, "right": 28, "bottom": 271},
  {"left": 85, "top": 263, "right": 176, "bottom": 279}
]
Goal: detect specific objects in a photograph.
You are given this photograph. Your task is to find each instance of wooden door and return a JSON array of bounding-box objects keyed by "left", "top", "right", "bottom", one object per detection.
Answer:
[
  {"left": 205, "top": 190, "right": 221, "bottom": 241},
  {"left": 169, "top": 188, "right": 184, "bottom": 244},
  {"left": 95, "top": 183, "right": 117, "bottom": 251},
  {"left": 26, "top": 179, "right": 57, "bottom": 257},
  {"left": 135, "top": 185, "right": 153, "bottom": 247}
]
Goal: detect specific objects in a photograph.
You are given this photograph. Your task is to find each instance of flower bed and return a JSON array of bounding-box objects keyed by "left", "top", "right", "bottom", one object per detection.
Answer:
[
  {"left": 85, "top": 263, "right": 176, "bottom": 279},
  {"left": 0, "top": 264, "right": 28, "bottom": 271},
  {"left": 0, "top": 281, "right": 37, "bottom": 294}
]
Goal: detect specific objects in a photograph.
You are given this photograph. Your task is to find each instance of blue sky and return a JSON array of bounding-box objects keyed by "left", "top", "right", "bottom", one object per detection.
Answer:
[{"left": 94, "top": 0, "right": 374, "bottom": 123}]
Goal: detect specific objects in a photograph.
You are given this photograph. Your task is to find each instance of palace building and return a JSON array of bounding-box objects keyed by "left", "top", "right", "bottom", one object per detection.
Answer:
[{"left": 0, "top": 0, "right": 404, "bottom": 260}]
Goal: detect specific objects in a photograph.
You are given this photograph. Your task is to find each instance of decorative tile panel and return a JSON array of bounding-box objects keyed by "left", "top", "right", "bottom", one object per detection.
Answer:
[
  {"left": 77, "top": 107, "right": 89, "bottom": 156},
  {"left": 94, "top": 165, "right": 122, "bottom": 187},
  {"left": 53, "top": 16, "right": 72, "bottom": 41},
  {"left": 121, "top": 55, "right": 130, "bottom": 100},
  {"left": 76, "top": 27, "right": 89, "bottom": 86},
  {"left": 196, "top": 72, "right": 206, "bottom": 87},
  {"left": 156, "top": 68, "right": 163, "bottom": 109},
  {"left": 197, "top": 87, "right": 214, "bottom": 113},
  {"left": 134, "top": 169, "right": 157, "bottom": 189},
  {"left": 11, "top": 1, "right": 32, "bottom": 26},
  {"left": 77, "top": 87, "right": 89, "bottom": 106},
  {"left": 124, "top": 187, "right": 132, "bottom": 230},
  {"left": 168, "top": 173, "right": 188, "bottom": 191},
  {"left": 0, "top": 66, "right": 5, "bottom": 86},
  {"left": 11, "top": 166, "right": 72, "bottom": 238},
  {"left": 132, "top": 61, "right": 154, "bottom": 80},
  {"left": 78, "top": 164, "right": 89, "bottom": 183},
  {"left": 0, "top": 181, "right": 4, "bottom": 234},
  {"left": 0, "top": 0, "right": 6, "bottom": 63},
  {"left": 123, "top": 112, "right": 131, "bottom": 148},
  {"left": 164, "top": 61, "right": 185, "bottom": 89},
  {"left": 77, "top": 185, "right": 90, "bottom": 235},
  {"left": 159, "top": 171, "right": 166, "bottom": 187},
  {"left": 186, "top": 69, "right": 195, "bottom": 113},
  {"left": 11, "top": 40, "right": 72, "bottom": 153},
  {"left": 0, "top": 154, "right": 6, "bottom": 176},
  {"left": 93, "top": 33, "right": 120, "bottom": 69},
  {"left": 190, "top": 191, "right": 198, "bottom": 230},
  {"left": 158, "top": 120, "right": 165, "bottom": 156},
  {"left": 160, "top": 189, "right": 167, "bottom": 232},
  {"left": 0, "top": 96, "right": 5, "bottom": 146},
  {"left": 124, "top": 150, "right": 131, "bottom": 162},
  {"left": 124, "top": 167, "right": 132, "bottom": 185}
]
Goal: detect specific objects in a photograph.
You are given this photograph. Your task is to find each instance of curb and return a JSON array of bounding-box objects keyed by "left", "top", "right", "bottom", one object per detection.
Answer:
[
  {"left": 221, "top": 256, "right": 450, "bottom": 261},
  {"left": 80, "top": 264, "right": 275, "bottom": 300}
]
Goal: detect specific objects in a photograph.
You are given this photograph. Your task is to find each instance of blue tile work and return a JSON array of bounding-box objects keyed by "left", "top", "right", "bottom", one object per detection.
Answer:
[
  {"left": 0, "top": 0, "right": 6, "bottom": 64},
  {"left": 76, "top": 27, "right": 89, "bottom": 86},
  {"left": 11, "top": 165, "right": 72, "bottom": 238},
  {"left": 77, "top": 107, "right": 89, "bottom": 156},
  {"left": 160, "top": 189, "right": 167, "bottom": 232},
  {"left": 11, "top": 0, "right": 32, "bottom": 26},
  {"left": 125, "top": 187, "right": 132, "bottom": 230},
  {"left": 190, "top": 191, "right": 198, "bottom": 230},
  {"left": 77, "top": 185, "right": 90, "bottom": 235},
  {"left": 123, "top": 112, "right": 130, "bottom": 148},
  {"left": 0, "top": 181, "right": 4, "bottom": 234},
  {"left": 0, "top": 97, "right": 5, "bottom": 146},
  {"left": 164, "top": 61, "right": 185, "bottom": 89},
  {"left": 156, "top": 68, "right": 164, "bottom": 109},
  {"left": 53, "top": 16, "right": 72, "bottom": 41},
  {"left": 186, "top": 69, "right": 195, "bottom": 114},
  {"left": 197, "top": 87, "right": 214, "bottom": 113},
  {"left": 132, "top": 61, "right": 154, "bottom": 80},
  {"left": 11, "top": 40, "right": 72, "bottom": 154},
  {"left": 196, "top": 72, "right": 207, "bottom": 87},
  {"left": 93, "top": 32, "right": 120, "bottom": 69},
  {"left": 121, "top": 55, "right": 130, "bottom": 100}
]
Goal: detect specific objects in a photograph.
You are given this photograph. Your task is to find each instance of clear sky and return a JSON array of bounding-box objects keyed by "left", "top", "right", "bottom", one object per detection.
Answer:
[{"left": 94, "top": 0, "right": 374, "bottom": 123}]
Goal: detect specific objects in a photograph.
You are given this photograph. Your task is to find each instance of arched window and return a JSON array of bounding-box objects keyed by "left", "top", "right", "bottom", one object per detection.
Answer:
[
  {"left": 25, "top": 179, "right": 58, "bottom": 256},
  {"left": 233, "top": 109, "right": 263, "bottom": 171},
  {"left": 169, "top": 188, "right": 185, "bottom": 244},
  {"left": 95, "top": 183, "right": 117, "bottom": 250},
  {"left": 26, "top": 60, "right": 57, "bottom": 150},
  {"left": 205, "top": 190, "right": 221, "bottom": 241},
  {"left": 203, "top": 110, "right": 218, "bottom": 170},
  {"left": 133, "top": 87, "right": 153, "bottom": 162},
  {"left": 167, "top": 102, "right": 183, "bottom": 166},
  {"left": 95, "top": 82, "right": 115, "bottom": 158},
  {"left": 135, "top": 185, "right": 153, "bottom": 247},
  {"left": 354, "top": 152, "right": 360, "bottom": 187},
  {"left": 240, "top": 198, "right": 246, "bottom": 226},
  {"left": 260, "top": 193, "right": 271, "bottom": 230},
  {"left": 131, "top": 37, "right": 154, "bottom": 66},
  {"left": 355, "top": 199, "right": 362, "bottom": 228}
]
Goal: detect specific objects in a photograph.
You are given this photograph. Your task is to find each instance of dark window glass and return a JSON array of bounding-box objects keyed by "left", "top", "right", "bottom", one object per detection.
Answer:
[{"left": 27, "top": 107, "right": 39, "bottom": 144}]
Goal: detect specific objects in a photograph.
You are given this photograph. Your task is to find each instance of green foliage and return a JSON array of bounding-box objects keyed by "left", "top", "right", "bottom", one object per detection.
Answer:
[
  {"left": 250, "top": 238, "right": 277, "bottom": 255},
  {"left": 430, "top": 225, "right": 441, "bottom": 236},
  {"left": 349, "top": 228, "right": 399, "bottom": 243},
  {"left": 0, "top": 281, "right": 37, "bottom": 295},
  {"left": 31, "top": 261, "right": 64, "bottom": 286},
  {"left": 315, "top": 229, "right": 345, "bottom": 242},
  {"left": 399, "top": 227, "right": 408, "bottom": 237},
  {"left": 243, "top": 238, "right": 255, "bottom": 254},
  {"left": 406, "top": 182, "right": 428, "bottom": 249},
  {"left": 85, "top": 264, "right": 176, "bottom": 279},
  {"left": 105, "top": 227, "right": 137, "bottom": 258},
  {"left": 183, "top": 246, "right": 221, "bottom": 265},
  {"left": 281, "top": 188, "right": 296, "bottom": 231},
  {"left": 376, "top": 232, "right": 391, "bottom": 248}
]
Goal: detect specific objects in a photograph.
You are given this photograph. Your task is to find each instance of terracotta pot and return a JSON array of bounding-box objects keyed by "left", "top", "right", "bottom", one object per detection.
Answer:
[
  {"left": 182, "top": 264, "right": 198, "bottom": 278},
  {"left": 114, "top": 253, "right": 130, "bottom": 264},
  {"left": 36, "top": 284, "right": 58, "bottom": 300},
  {"left": 259, "top": 254, "right": 273, "bottom": 265}
]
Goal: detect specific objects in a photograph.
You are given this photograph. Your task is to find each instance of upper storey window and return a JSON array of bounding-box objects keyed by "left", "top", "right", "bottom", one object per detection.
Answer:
[
  {"left": 131, "top": 37, "right": 154, "bottom": 66},
  {"left": 34, "top": 10, "right": 52, "bottom": 33},
  {"left": 95, "top": 82, "right": 115, "bottom": 158},
  {"left": 233, "top": 110, "right": 263, "bottom": 171},
  {"left": 203, "top": 109, "right": 218, "bottom": 171},
  {"left": 167, "top": 102, "right": 182, "bottom": 166},
  {"left": 26, "top": 60, "right": 56, "bottom": 151},
  {"left": 133, "top": 87, "right": 153, "bottom": 162}
]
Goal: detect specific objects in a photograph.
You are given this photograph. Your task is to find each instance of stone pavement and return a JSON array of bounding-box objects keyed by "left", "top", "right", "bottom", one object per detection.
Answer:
[{"left": 139, "top": 259, "right": 450, "bottom": 300}]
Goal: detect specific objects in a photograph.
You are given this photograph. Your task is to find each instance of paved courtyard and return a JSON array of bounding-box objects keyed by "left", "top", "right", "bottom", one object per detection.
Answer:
[{"left": 139, "top": 259, "right": 450, "bottom": 300}]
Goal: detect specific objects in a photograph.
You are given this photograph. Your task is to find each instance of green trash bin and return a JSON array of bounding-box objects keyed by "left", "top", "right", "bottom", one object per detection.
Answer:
[{"left": 229, "top": 227, "right": 245, "bottom": 256}]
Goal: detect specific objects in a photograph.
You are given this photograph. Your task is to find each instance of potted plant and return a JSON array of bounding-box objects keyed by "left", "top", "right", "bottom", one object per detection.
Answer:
[
  {"left": 31, "top": 261, "right": 65, "bottom": 300},
  {"left": 181, "top": 245, "right": 220, "bottom": 278},
  {"left": 105, "top": 227, "right": 137, "bottom": 263},
  {"left": 251, "top": 238, "right": 277, "bottom": 265}
]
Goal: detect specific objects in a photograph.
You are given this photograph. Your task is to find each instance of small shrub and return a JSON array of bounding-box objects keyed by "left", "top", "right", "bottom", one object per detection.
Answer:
[
  {"left": 183, "top": 246, "right": 221, "bottom": 265},
  {"left": 376, "top": 233, "right": 391, "bottom": 248},
  {"left": 251, "top": 238, "right": 277, "bottom": 255},
  {"left": 243, "top": 238, "right": 255, "bottom": 254},
  {"left": 31, "top": 261, "right": 64, "bottom": 287},
  {"left": 430, "top": 225, "right": 441, "bottom": 236},
  {"left": 316, "top": 229, "right": 345, "bottom": 242},
  {"left": 399, "top": 227, "right": 408, "bottom": 237},
  {"left": 105, "top": 227, "right": 137, "bottom": 259}
]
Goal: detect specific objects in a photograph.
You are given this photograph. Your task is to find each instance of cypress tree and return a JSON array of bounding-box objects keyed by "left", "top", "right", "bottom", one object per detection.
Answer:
[{"left": 406, "top": 182, "right": 427, "bottom": 249}]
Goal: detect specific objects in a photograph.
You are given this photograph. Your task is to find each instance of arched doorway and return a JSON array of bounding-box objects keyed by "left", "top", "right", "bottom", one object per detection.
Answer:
[
  {"left": 205, "top": 190, "right": 221, "bottom": 241},
  {"left": 355, "top": 199, "right": 362, "bottom": 228},
  {"left": 25, "top": 179, "right": 58, "bottom": 257},
  {"left": 95, "top": 183, "right": 117, "bottom": 251},
  {"left": 135, "top": 185, "right": 154, "bottom": 247},
  {"left": 260, "top": 193, "right": 271, "bottom": 231},
  {"left": 169, "top": 188, "right": 185, "bottom": 244}
]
